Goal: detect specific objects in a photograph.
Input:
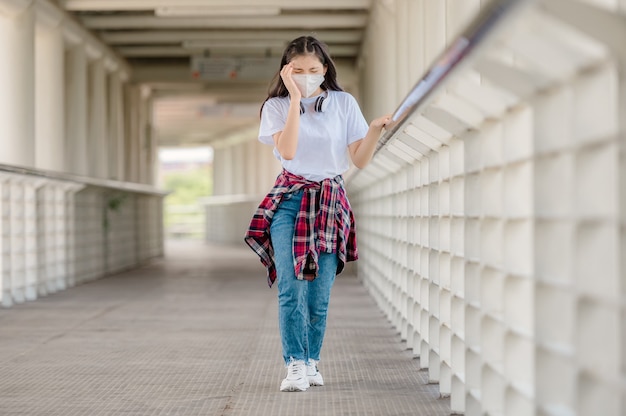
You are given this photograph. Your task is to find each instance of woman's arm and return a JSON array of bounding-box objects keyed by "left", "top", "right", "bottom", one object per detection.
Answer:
[
  {"left": 273, "top": 63, "right": 302, "bottom": 160},
  {"left": 348, "top": 114, "right": 392, "bottom": 168}
]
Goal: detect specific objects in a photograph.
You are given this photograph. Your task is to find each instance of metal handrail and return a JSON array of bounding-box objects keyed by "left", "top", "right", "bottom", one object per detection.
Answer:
[{"left": 376, "top": 0, "right": 531, "bottom": 154}]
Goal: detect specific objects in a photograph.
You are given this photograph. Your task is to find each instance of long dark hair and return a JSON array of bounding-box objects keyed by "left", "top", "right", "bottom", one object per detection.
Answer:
[{"left": 260, "top": 36, "right": 343, "bottom": 116}]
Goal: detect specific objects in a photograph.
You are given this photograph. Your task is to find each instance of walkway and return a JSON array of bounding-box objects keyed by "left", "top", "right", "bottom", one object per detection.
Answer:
[{"left": 0, "top": 241, "right": 450, "bottom": 416}]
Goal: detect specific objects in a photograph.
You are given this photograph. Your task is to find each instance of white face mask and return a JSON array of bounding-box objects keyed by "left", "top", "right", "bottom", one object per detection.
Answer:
[{"left": 291, "top": 74, "right": 325, "bottom": 98}]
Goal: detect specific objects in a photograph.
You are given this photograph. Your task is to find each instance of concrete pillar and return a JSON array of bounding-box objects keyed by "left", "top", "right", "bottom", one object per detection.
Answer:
[
  {"left": 253, "top": 140, "right": 274, "bottom": 194},
  {"left": 212, "top": 148, "right": 223, "bottom": 195},
  {"left": 396, "top": 0, "right": 410, "bottom": 100},
  {"left": 424, "top": 0, "right": 446, "bottom": 65},
  {"left": 233, "top": 143, "right": 246, "bottom": 194},
  {"left": 213, "top": 146, "right": 234, "bottom": 196},
  {"left": 213, "top": 147, "right": 228, "bottom": 195},
  {"left": 252, "top": 140, "right": 264, "bottom": 194},
  {"left": 243, "top": 142, "right": 251, "bottom": 194},
  {"left": 35, "top": 4, "right": 64, "bottom": 172},
  {"left": 143, "top": 97, "right": 157, "bottom": 186},
  {"left": 359, "top": 0, "right": 398, "bottom": 121},
  {"left": 125, "top": 85, "right": 141, "bottom": 183},
  {"left": 108, "top": 71, "right": 126, "bottom": 181},
  {"left": 408, "top": 0, "right": 425, "bottom": 81},
  {"left": 375, "top": 0, "right": 397, "bottom": 118},
  {"left": 255, "top": 143, "right": 279, "bottom": 192},
  {"left": 88, "top": 57, "right": 108, "bottom": 178},
  {"left": 65, "top": 43, "right": 89, "bottom": 176},
  {"left": 617, "top": 25, "right": 626, "bottom": 416},
  {"left": 446, "top": 0, "right": 481, "bottom": 43},
  {"left": 129, "top": 85, "right": 152, "bottom": 185},
  {"left": 0, "top": 4, "right": 35, "bottom": 167}
]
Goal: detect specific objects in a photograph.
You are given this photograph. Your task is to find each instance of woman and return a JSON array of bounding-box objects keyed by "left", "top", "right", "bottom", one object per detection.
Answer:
[{"left": 244, "top": 35, "right": 391, "bottom": 392}]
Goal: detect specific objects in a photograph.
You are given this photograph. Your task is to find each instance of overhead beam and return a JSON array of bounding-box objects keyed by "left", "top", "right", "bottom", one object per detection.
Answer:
[
  {"left": 130, "top": 62, "right": 273, "bottom": 87},
  {"left": 152, "top": 84, "right": 269, "bottom": 102},
  {"left": 63, "top": 0, "right": 372, "bottom": 11},
  {"left": 99, "top": 29, "right": 364, "bottom": 45},
  {"left": 80, "top": 14, "right": 368, "bottom": 30},
  {"left": 117, "top": 45, "right": 359, "bottom": 58},
  {"left": 131, "top": 58, "right": 356, "bottom": 80}
]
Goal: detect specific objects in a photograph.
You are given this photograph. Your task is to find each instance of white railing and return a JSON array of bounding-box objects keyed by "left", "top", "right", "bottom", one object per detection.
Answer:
[
  {"left": 0, "top": 164, "right": 166, "bottom": 307},
  {"left": 201, "top": 194, "right": 263, "bottom": 246},
  {"left": 164, "top": 204, "right": 205, "bottom": 239},
  {"left": 347, "top": 0, "right": 625, "bottom": 414}
]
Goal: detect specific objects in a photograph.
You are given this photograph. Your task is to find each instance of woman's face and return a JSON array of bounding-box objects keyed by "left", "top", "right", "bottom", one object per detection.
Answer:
[{"left": 289, "top": 54, "right": 327, "bottom": 76}]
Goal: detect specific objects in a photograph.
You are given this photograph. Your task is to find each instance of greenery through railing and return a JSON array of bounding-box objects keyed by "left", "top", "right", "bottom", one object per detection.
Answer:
[{"left": 161, "top": 166, "right": 212, "bottom": 240}]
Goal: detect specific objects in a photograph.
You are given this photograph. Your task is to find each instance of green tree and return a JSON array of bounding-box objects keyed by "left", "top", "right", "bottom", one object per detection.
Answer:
[
  {"left": 163, "top": 169, "right": 212, "bottom": 205},
  {"left": 162, "top": 169, "right": 212, "bottom": 235}
]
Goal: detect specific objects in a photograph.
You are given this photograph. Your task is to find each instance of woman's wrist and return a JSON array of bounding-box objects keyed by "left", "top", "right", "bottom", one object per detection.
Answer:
[
  {"left": 366, "top": 124, "right": 384, "bottom": 141},
  {"left": 289, "top": 90, "right": 302, "bottom": 101}
]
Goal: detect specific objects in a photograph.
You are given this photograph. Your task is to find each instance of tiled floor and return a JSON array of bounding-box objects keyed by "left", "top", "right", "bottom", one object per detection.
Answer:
[{"left": 0, "top": 240, "right": 450, "bottom": 415}]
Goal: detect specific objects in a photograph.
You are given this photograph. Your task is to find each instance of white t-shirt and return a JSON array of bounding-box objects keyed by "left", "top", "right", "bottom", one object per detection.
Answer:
[{"left": 259, "top": 90, "right": 369, "bottom": 181}]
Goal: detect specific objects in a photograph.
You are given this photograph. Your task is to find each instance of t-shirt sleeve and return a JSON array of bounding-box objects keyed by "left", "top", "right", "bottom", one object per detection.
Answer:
[
  {"left": 346, "top": 94, "right": 370, "bottom": 145},
  {"left": 258, "top": 98, "right": 285, "bottom": 145}
]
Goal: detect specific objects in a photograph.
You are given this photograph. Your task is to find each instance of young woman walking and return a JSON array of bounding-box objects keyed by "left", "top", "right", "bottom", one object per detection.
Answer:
[{"left": 245, "top": 35, "right": 391, "bottom": 392}]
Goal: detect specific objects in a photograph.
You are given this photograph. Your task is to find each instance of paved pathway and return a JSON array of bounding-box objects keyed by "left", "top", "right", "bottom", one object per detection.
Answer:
[{"left": 0, "top": 240, "right": 450, "bottom": 415}]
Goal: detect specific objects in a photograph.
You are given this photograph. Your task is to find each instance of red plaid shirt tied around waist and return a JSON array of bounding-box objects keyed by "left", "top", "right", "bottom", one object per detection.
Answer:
[{"left": 244, "top": 169, "right": 358, "bottom": 287}]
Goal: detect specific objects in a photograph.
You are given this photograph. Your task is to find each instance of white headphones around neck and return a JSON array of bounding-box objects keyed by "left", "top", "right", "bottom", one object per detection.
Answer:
[{"left": 299, "top": 93, "right": 329, "bottom": 114}]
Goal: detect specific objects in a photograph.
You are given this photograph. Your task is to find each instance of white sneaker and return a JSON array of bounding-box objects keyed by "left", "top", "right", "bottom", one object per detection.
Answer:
[
  {"left": 306, "top": 359, "right": 324, "bottom": 386},
  {"left": 280, "top": 360, "right": 309, "bottom": 392}
]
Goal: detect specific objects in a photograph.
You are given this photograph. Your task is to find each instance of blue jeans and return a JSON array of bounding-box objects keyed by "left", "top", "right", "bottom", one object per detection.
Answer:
[{"left": 270, "top": 190, "right": 338, "bottom": 365}]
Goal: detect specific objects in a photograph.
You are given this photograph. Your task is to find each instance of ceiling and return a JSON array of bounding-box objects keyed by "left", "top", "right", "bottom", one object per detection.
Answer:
[{"left": 60, "top": 0, "right": 373, "bottom": 147}]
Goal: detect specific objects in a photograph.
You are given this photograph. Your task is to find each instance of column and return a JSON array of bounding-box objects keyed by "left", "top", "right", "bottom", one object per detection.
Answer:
[
  {"left": 408, "top": 0, "right": 425, "bottom": 82},
  {"left": 143, "top": 97, "right": 157, "bottom": 185},
  {"left": 138, "top": 87, "right": 152, "bottom": 184},
  {"left": 232, "top": 143, "right": 246, "bottom": 194},
  {"left": 65, "top": 42, "right": 88, "bottom": 176},
  {"left": 125, "top": 85, "right": 141, "bottom": 183},
  {"left": 423, "top": 0, "right": 446, "bottom": 67},
  {"left": 88, "top": 56, "right": 108, "bottom": 178},
  {"left": 375, "top": 0, "right": 397, "bottom": 117},
  {"left": 244, "top": 140, "right": 257, "bottom": 194},
  {"left": 0, "top": 3, "right": 35, "bottom": 167},
  {"left": 260, "top": 143, "right": 281, "bottom": 191},
  {"left": 617, "top": 44, "right": 626, "bottom": 414},
  {"left": 396, "top": 0, "right": 410, "bottom": 101},
  {"left": 35, "top": 2, "right": 64, "bottom": 172},
  {"left": 446, "top": 0, "right": 481, "bottom": 44},
  {"left": 254, "top": 140, "right": 267, "bottom": 193},
  {"left": 213, "top": 146, "right": 234, "bottom": 196},
  {"left": 108, "top": 70, "right": 126, "bottom": 181},
  {"left": 126, "top": 85, "right": 151, "bottom": 184}
]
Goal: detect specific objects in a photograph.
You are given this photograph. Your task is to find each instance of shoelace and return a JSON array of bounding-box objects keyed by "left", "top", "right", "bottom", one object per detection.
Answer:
[{"left": 288, "top": 362, "right": 305, "bottom": 378}]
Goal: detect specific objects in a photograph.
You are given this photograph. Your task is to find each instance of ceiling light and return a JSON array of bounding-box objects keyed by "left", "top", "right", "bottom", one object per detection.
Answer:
[{"left": 155, "top": 6, "right": 281, "bottom": 17}]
